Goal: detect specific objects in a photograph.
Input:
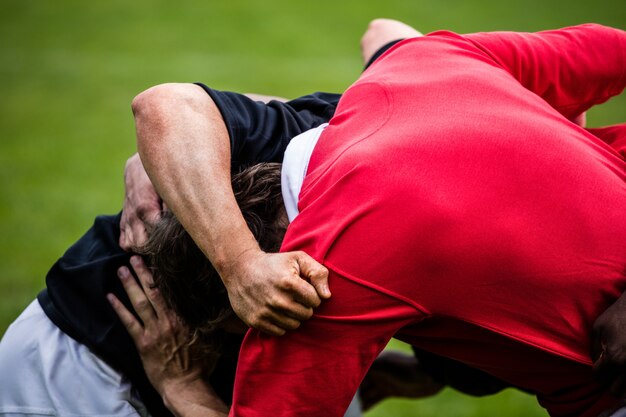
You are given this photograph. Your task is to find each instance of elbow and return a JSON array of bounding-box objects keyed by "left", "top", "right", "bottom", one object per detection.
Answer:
[
  {"left": 131, "top": 83, "right": 182, "bottom": 125},
  {"left": 131, "top": 83, "right": 209, "bottom": 151},
  {"left": 130, "top": 87, "right": 152, "bottom": 120},
  {"left": 132, "top": 82, "right": 208, "bottom": 116},
  {"left": 131, "top": 83, "right": 185, "bottom": 159}
]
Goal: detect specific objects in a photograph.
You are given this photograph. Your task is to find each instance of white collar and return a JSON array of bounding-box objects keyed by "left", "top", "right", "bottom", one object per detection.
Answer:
[{"left": 281, "top": 123, "right": 328, "bottom": 222}]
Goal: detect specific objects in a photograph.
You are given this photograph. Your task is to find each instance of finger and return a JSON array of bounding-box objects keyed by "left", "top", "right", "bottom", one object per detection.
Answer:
[
  {"left": 129, "top": 256, "right": 167, "bottom": 314},
  {"left": 255, "top": 320, "right": 287, "bottom": 337},
  {"left": 119, "top": 227, "right": 130, "bottom": 251},
  {"left": 129, "top": 221, "right": 148, "bottom": 248},
  {"left": 107, "top": 293, "right": 144, "bottom": 342},
  {"left": 249, "top": 308, "right": 301, "bottom": 336},
  {"left": 118, "top": 265, "right": 157, "bottom": 324},
  {"left": 266, "top": 309, "right": 302, "bottom": 332},
  {"left": 278, "top": 300, "right": 314, "bottom": 322},
  {"left": 119, "top": 212, "right": 133, "bottom": 251},
  {"left": 297, "top": 252, "right": 331, "bottom": 299},
  {"left": 266, "top": 291, "right": 313, "bottom": 321},
  {"left": 130, "top": 256, "right": 154, "bottom": 289},
  {"left": 130, "top": 256, "right": 172, "bottom": 319},
  {"left": 289, "top": 277, "right": 322, "bottom": 309}
]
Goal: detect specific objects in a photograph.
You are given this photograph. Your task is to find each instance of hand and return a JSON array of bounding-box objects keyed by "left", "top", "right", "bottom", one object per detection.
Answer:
[
  {"left": 222, "top": 249, "right": 331, "bottom": 336},
  {"left": 107, "top": 257, "right": 228, "bottom": 416},
  {"left": 591, "top": 291, "right": 626, "bottom": 396},
  {"left": 120, "top": 153, "right": 164, "bottom": 251},
  {"left": 108, "top": 256, "right": 197, "bottom": 394}
]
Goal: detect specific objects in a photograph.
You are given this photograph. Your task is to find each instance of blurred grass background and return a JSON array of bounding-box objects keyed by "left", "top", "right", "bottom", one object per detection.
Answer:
[{"left": 1, "top": 0, "right": 624, "bottom": 415}]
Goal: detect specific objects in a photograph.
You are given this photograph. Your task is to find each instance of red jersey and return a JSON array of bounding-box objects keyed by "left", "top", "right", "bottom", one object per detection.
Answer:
[{"left": 231, "top": 24, "right": 626, "bottom": 417}]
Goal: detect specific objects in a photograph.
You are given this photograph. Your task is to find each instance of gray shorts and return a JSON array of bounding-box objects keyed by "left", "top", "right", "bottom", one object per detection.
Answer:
[{"left": 0, "top": 300, "right": 148, "bottom": 417}]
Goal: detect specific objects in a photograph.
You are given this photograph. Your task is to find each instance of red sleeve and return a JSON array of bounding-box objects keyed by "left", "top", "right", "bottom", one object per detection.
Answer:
[
  {"left": 586, "top": 123, "right": 626, "bottom": 158},
  {"left": 229, "top": 270, "right": 422, "bottom": 417},
  {"left": 464, "top": 24, "right": 626, "bottom": 120}
]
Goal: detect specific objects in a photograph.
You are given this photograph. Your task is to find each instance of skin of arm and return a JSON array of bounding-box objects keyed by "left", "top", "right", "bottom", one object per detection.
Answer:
[
  {"left": 121, "top": 19, "right": 423, "bottom": 330},
  {"left": 119, "top": 17, "right": 420, "bottom": 253},
  {"left": 119, "top": 94, "right": 285, "bottom": 252},
  {"left": 132, "top": 83, "right": 330, "bottom": 335}
]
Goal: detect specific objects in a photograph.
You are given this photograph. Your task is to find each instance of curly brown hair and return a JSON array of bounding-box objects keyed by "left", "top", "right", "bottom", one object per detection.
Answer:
[{"left": 137, "top": 162, "right": 287, "bottom": 372}]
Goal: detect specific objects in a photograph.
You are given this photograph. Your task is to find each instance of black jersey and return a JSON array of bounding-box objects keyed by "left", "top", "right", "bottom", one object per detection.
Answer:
[{"left": 38, "top": 87, "right": 339, "bottom": 416}]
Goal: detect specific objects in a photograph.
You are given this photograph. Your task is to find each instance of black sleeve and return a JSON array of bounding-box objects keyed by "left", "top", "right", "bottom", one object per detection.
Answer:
[
  {"left": 39, "top": 213, "right": 175, "bottom": 417},
  {"left": 411, "top": 346, "right": 517, "bottom": 397},
  {"left": 195, "top": 84, "right": 340, "bottom": 170}
]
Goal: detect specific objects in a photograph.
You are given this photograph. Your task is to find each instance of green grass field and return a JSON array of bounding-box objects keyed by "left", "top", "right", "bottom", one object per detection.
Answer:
[{"left": 1, "top": 1, "right": 625, "bottom": 415}]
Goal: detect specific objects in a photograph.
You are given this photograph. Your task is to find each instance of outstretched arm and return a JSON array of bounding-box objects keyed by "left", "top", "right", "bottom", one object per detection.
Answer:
[
  {"left": 465, "top": 24, "right": 626, "bottom": 121},
  {"left": 132, "top": 83, "right": 333, "bottom": 335}
]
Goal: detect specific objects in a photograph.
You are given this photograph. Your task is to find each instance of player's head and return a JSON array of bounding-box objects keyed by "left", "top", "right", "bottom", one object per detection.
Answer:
[{"left": 138, "top": 162, "right": 286, "bottom": 369}]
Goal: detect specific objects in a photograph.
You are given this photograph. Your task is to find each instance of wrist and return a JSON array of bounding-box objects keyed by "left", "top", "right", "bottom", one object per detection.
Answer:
[
  {"left": 161, "top": 377, "right": 229, "bottom": 416},
  {"left": 210, "top": 222, "right": 262, "bottom": 281},
  {"left": 214, "top": 239, "right": 263, "bottom": 284}
]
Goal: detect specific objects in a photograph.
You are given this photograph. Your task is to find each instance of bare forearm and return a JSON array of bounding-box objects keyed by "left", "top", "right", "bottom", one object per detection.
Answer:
[
  {"left": 133, "top": 83, "right": 259, "bottom": 277},
  {"left": 131, "top": 83, "right": 330, "bottom": 335},
  {"left": 162, "top": 380, "right": 229, "bottom": 417}
]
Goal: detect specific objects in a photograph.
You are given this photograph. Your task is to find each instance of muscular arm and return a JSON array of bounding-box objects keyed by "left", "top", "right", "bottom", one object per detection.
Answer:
[
  {"left": 119, "top": 94, "right": 285, "bottom": 251},
  {"left": 133, "top": 83, "right": 256, "bottom": 280},
  {"left": 132, "top": 83, "right": 333, "bottom": 335}
]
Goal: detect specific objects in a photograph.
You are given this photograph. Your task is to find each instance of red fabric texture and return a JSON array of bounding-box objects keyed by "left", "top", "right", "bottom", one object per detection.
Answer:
[{"left": 231, "top": 24, "right": 626, "bottom": 417}]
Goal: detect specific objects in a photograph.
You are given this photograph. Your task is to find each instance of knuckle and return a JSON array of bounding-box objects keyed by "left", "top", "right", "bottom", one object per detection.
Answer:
[
  {"left": 250, "top": 312, "right": 264, "bottom": 325},
  {"left": 261, "top": 307, "right": 275, "bottom": 319},
  {"left": 135, "top": 299, "right": 150, "bottom": 311},
  {"left": 124, "top": 319, "right": 137, "bottom": 332},
  {"left": 146, "top": 285, "right": 160, "bottom": 298},
  {"left": 161, "top": 321, "right": 173, "bottom": 335},
  {"left": 280, "top": 277, "right": 294, "bottom": 291},
  {"left": 310, "top": 270, "right": 324, "bottom": 281},
  {"left": 273, "top": 299, "right": 290, "bottom": 312},
  {"left": 136, "top": 204, "right": 153, "bottom": 221},
  {"left": 136, "top": 338, "right": 150, "bottom": 352},
  {"left": 268, "top": 294, "right": 283, "bottom": 308}
]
